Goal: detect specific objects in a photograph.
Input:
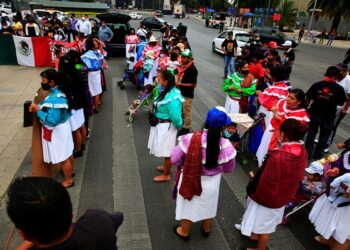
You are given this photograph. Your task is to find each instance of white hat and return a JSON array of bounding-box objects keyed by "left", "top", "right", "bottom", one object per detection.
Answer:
[
  {"left": 305, "top": 161, "right": 324, "bottom": 175},
  {"left": 149, "top": 36, "right": 157, "bottom": 43},
  {"left": 281, "top": 40, "right": 292, "bottom": 47}
]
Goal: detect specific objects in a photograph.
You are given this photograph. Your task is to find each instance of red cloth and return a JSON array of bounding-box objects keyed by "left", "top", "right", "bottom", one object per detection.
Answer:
[
  {"left": 179, "top": 131, "right": 203, "bottom": 200},
  {"left": 258, "top": 81, "right": 289, "bottom": 111},
  {"left": 249, "top": 62, "right": 264, "bottom": 80},
  {"left": 250, "top": 142, "right": 308, "bottom": 208}
]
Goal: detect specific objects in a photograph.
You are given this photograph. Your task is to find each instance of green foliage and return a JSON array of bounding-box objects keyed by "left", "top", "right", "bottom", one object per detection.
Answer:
[
  {"left": 308, "top": 0, "right": 350, "bottom": 31},
  {"left": 278, "top": 0, "right": 297, "bottom": 28}
]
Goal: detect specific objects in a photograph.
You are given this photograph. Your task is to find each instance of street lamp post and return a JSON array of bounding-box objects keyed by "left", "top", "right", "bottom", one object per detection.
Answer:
[{"left": 308, "top": 0, "right": 318, "bottom": 36}]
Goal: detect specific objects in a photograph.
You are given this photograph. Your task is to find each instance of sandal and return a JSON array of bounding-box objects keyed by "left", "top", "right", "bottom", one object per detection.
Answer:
[
  {"left": 153, "top": 175, "right": 170, "bottom": 182},
  {"left": 156, "top": 165, "right": 164, "bottom": 172},
  {"left": 173, "top": 225, "right": 189, "bottom": 241},
  {"left": 62, "top": 181, "right": 75, "bottom": 189}
]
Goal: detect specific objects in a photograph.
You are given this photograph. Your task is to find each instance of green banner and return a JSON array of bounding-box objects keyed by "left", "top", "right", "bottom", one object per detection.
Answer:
[{"left": 0, "top": 34, "right": 17, "bottom": 65}]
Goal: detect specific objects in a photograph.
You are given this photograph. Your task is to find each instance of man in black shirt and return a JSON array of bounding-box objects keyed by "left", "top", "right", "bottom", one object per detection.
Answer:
[
  {"left": 7, "top": 177, "right": 124, "bottom": 250},
  {"left": 281, "top": 40, "right": 295, "bottom": 75},
  {"left": 221, "top": 31, "right": 238, "bottom": 79},
  {"left": 305, "top": 66, "right": 347, "bottom": 159},
  {"left": 176, "top": 49, "right": 198, "bottom": 135}
]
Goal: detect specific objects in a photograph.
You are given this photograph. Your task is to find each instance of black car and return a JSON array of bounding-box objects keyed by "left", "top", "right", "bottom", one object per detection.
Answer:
[
  {"left": 250, "top": 27, "right": 298, "bottom": 48},
  {"left": 156, "top": 10, "right": 163, "bottom": 17},
  {"left": 141, "top": 16, "right": 169, "bottom": 30},
  {"left": 96, "top": 13, "right": 132, "bottom": 52}
]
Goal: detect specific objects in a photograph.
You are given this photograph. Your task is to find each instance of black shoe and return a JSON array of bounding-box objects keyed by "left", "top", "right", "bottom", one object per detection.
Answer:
[
  {"left": 81, "top": 144, "right": 86, "bottom": 151},
  {"left": 223, "top": 75, "right": 227, "bottom": 79},
  {"left": 73, "top": 150, "right": 83, "bottom": 158},
  {"left": 173, "top": 225, "right": 189, "bottom": 241}
]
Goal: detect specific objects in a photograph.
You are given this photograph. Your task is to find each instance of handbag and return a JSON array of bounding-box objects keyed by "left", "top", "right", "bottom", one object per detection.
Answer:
[
  {"left": 148, "top": 104, "right": 158, "bottom": 127},
  {"left": 246, "top": 154, "right": 270, "bottom": 197}
]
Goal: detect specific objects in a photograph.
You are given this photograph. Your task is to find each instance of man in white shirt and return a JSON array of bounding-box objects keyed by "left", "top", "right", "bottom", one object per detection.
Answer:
[
  {"left": 75, "top": 14, "right": 91, "bottom": 37},
  {"left": 327, "top": 63, "right": 350, "bottom": 148}
]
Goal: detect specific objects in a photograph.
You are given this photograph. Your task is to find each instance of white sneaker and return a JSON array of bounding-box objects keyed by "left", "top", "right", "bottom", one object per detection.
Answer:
[
  {"left": 234, "top": 224, "right": 241, "bottom": 231},
  {"left": 314, "top": 139, "right": 319, "bottom": 143}
]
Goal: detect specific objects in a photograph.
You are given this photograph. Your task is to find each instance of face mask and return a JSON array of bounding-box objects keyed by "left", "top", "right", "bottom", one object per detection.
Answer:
[
  {"left": 41, "top": 83, "right": 51, "bottom": 90},
  {"left": 224, "top": 129, "right": 233, "bottom": 138},
  {"left": 159, "top": 54, "right": 164, "bottom": 58},
  {"left": 242, "top": 70, "right": 250, "bottom": 75}
]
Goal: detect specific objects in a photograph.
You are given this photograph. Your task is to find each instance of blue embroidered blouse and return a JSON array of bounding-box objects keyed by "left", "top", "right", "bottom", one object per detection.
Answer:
[
  {"left": 37, "top": 87, "right": 71, "bottom": 127},
  {"left": 81, "top": 50, "right": 104, "bottom": 71}
]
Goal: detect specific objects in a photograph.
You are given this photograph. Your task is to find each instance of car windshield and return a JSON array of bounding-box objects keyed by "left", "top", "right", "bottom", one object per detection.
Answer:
[
  {"left": 156, "top": 18, "right": 165, "bottom": 22},
  {"left": 236, "top": 34, "right": 250, "bottom": 42}
]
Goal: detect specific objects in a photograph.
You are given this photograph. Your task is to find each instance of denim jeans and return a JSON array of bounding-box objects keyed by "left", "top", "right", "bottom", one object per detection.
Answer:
[{"left": 224, "top": 56, "right": 234, "bottom": 75}]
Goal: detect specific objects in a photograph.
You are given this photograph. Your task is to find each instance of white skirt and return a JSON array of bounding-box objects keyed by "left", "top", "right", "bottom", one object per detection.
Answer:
[
  {"left": 126, "top": 43, "right": 137, "bottom": 59},
  {"left": 151, "top": 58, "right": 159, "bottom": 78},
  {"left": 224, "top": 95, "right": 240, "bottom": 114},
  {"left": 42, "top": 120, "right": 74, "bottom": 164},
  {"left": 256, "top": 123, "right": 274, "bottom": 166},
  {"left": 257, "top": 105, "right": 273, "bottom": 127},
  {"left": 88, "top": 71, "right": 102, "bottom": 97},
  {"left": 176, "top": 173, "right": 222, "bottom": 222},
  {"left": 309, "top": 194, "right": 350, "bottom": 244},
  {"left": 69, "top": 108, "right": 85, "bottom": 132},
  {"left": 144, "top": 71, "right": 153, "bottom": 86},
  {"left": 147, "top": 122, "right": 177, "bottom": 157},
  {"left": 241, "top": 197, "right": 285, "bottom": 236}
]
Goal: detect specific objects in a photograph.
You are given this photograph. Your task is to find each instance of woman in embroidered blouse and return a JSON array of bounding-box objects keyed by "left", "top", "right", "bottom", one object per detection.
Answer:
[
  {"left": 29, "top": 69, "right": 75, "bottom": 188},
  {"left": 81, "top": 39, "right": 104, "bottom": 113},
  {"left": 171, "top": 107, "right": 236, "bottom": 240},
  {"left": 255, "top": 64, "right": 291, "bottom": 166},
  {"left": 148, "top": 70, "right": 184, "bottom": 182},
  {"left": 236, "top": 119, "right": 308, "bottom": 250},
  {"left": 268, "top": 89, "right": 309, "bottom": 151}
]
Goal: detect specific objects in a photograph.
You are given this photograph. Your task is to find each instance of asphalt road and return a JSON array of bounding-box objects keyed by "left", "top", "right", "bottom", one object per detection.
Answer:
[{"left": 1, "top": 15, "right": 350, "bottom": 250}]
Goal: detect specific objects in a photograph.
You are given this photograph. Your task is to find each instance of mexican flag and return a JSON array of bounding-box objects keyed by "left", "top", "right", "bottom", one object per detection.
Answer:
[{"left": 0, "top": 35, "right": 52, "bottom": 67}]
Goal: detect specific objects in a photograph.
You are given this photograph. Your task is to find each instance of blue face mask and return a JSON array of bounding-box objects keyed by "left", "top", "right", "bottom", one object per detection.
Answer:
[
  {"left": 158, "top": 84, "right": 164, "bottom": 92},
  {"left": 224, "top": 129, "right": 233, "bottom": 138}
]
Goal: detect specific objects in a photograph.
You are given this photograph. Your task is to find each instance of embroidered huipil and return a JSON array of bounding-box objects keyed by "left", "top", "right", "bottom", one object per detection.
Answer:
[
  {"left": 258, "top": 81, "right": 289, "bottom": 110},
  {"left": 222, "top": 72, "right": 257, "bottom": 99},
  {"left": 171, "top": 129, "right": 236, "bottom": 176},
  {"left": 37, "top": 87, "right": 71, "bottom": 127},
  {"left": 154, "top": 87, "right": 184, "bottom": 128},
  {"left": 81, "top": 50, "right": 104, "bottom": 71}
]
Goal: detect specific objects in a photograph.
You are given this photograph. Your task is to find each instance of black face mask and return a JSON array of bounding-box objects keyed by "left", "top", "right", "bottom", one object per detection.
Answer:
[
  {"left": 41, "top": 83, "right": 51, "bottom": 90},
  {"left": 241, "top": 70, "right": 250, "bottom": 75}
]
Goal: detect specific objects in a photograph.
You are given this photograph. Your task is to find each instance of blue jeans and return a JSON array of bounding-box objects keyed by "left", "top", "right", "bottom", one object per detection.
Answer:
[{"left": 224, "top": 56, "right": 234, "bottom": 75}]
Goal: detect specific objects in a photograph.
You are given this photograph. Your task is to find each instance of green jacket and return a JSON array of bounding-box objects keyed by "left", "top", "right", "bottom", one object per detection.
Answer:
[
  {"left": 222, "top": 72, "right": 256, "bottom": 98},
  {"left": 154, "top": 87, "right": 184, "bottom": 128}
]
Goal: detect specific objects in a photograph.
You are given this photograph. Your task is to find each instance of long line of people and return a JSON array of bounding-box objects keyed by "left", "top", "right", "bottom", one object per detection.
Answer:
[{"left": 3, "top": 19, "right": 350, "bottom": 250}]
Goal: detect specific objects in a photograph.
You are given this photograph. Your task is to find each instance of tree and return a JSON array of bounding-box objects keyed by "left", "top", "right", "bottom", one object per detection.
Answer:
[
  {"left": 278, "top": 0, "right": 297, "bottom": 29},
  {"left": 308, "top": 0, "right": 350, "bottom": 32}
]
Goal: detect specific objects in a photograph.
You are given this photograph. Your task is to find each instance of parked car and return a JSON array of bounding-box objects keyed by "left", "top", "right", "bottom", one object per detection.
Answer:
[
  {"left": 0, "top": 3, "right": 11, "bottom": 14},
  {"left": 155, "top": 10, "right": 163, "bottom": 17},
  {"left": 32, "top": 9, "right": 53, "bottom": 20},
  {"left": 250, "top": 26, "right": 298, "bottom": 48},
  {"left": 129, "top": 12, "right": 142, "bottom": 20},
  {"left": 141, "top": 16, "right": 170, "bottom": 30},
  {"left": 96, "top": 13, "right": 131, "bottom": 52},
  {"left": 208, "top": 12, "right": 226, "bottom": 28},
  {"left": 212, "top": 29, "right": 251, "bottom": 56}
]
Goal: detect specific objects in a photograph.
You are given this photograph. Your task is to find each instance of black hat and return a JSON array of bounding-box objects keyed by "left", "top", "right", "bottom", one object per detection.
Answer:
[{"left": 336, "top": 63, "right": 348, "bottom": 71}]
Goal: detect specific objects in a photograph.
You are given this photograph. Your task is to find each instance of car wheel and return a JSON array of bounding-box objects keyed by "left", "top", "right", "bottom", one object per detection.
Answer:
[{"left": 212, "top": 42, "right": 216, "bottom": 53}]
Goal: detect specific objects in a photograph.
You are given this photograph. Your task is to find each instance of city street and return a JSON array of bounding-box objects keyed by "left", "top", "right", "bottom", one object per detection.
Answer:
[{"left": 1, "top": 14, "right": 349, "bottom": 250}]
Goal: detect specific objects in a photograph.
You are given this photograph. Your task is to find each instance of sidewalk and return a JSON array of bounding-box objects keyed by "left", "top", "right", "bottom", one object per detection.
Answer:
[{"left": 0, "top": 66, "right": 41, "bottom": 201}]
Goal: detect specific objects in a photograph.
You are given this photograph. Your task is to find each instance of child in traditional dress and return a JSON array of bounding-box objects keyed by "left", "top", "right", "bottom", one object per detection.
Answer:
[
  {"left": 223, "top": 121, "right": 240, "bottom": 147},
  {"left": 29, "top": 69, "right": 74, "bottom": 188}
]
